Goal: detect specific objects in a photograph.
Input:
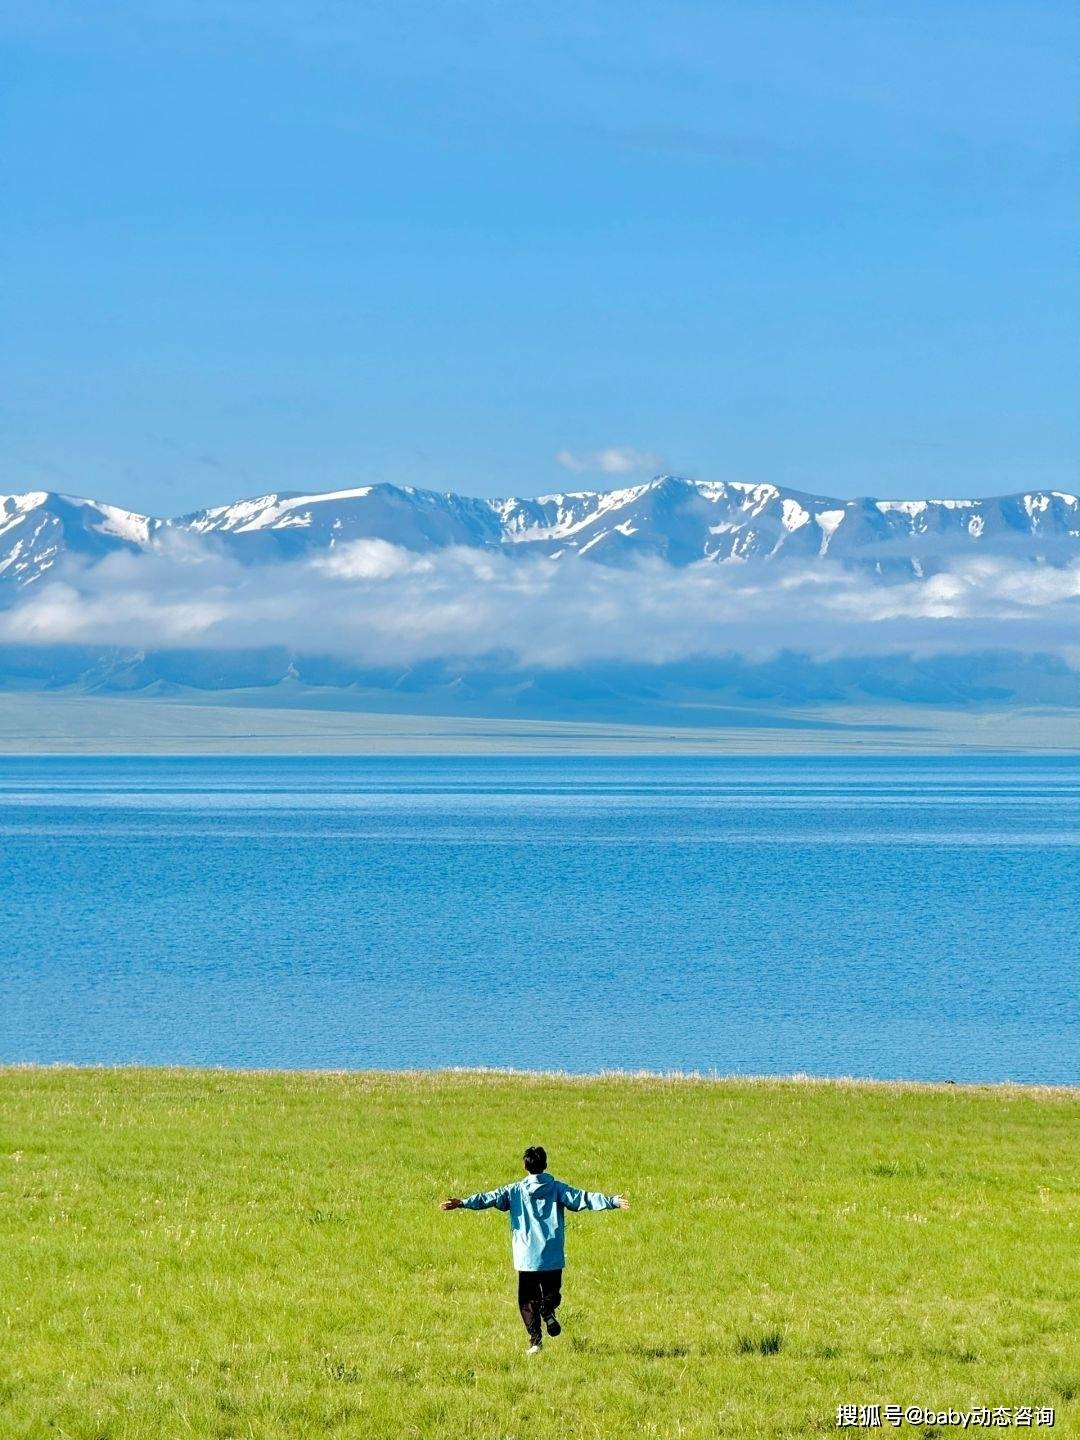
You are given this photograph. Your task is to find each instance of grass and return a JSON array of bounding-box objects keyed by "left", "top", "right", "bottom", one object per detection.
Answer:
[{"left": 0, "top": 1067, "right": 1077, "bottom": 1439}]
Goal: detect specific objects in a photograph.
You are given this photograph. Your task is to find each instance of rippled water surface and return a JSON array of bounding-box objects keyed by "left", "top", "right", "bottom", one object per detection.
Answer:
[{"left": 2, "top": 755, "right": 1076, "bottom": 1082}]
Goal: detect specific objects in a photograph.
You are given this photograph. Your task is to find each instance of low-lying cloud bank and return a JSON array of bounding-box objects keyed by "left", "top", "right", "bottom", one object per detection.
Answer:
[{"left": 1, "top": 537, "right": 1078, "bottom": 672}]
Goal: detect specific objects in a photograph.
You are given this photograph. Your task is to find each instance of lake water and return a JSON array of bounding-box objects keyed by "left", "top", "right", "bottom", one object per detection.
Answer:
[{"left": 1, "top": 755, "right": 1076, "bottom": 1084}]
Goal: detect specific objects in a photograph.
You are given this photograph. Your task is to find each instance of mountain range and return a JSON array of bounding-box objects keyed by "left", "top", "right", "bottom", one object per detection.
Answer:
[
  {"left": 3, "top": 475, "right": 1080, "bottom": 590},
  {"left": 1, "top": 476, "right": 1078, "bottom": 717}
]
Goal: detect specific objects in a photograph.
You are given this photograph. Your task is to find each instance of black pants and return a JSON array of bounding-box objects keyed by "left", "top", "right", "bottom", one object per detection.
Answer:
[{"left": 517, "top": 1268, "right": 562, "bottom": 1343}]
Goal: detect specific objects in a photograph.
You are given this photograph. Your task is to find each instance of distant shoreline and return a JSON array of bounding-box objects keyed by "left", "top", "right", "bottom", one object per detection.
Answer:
[{"left": 0, "top": 690, "right": 1078, "bottom": 755}]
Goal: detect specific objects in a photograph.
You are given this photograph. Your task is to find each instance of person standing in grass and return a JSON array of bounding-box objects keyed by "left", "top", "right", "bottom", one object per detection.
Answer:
[{"left": 441, "top": 1144, "right": 628, "bottom": 1354}]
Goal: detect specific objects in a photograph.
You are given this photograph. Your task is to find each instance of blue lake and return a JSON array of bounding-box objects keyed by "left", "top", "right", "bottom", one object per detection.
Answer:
[{"left": 1, "top": 755, "right": 1076, "bottom": 1084}]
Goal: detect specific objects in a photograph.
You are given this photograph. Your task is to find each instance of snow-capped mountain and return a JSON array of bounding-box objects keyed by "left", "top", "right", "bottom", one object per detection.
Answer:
[
  {"left": 3, "top": 475, "right": 1079, "bottom": 590},
  {"left": 0, "top": 491, "right": 162, "bottom": 588}
]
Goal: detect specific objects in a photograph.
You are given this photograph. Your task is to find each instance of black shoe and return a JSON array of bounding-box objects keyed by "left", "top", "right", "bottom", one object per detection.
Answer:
[{"left": 544, "top": 1314, "right": 562, "bottom": 1337}]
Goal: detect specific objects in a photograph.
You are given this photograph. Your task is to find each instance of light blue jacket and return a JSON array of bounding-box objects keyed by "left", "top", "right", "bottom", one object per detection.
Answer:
[{"left": 461, "top": 1171, "right": 619, "bottom": 1271}]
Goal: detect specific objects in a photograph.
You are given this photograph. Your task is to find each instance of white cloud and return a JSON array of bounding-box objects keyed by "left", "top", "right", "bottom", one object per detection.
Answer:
[
  {"left": 1, "top": 541, "right": 1078, "bottom": 675},
  {"left": 313, "top": 538, "right": 430, "bottom": 581},
  {"left": 554, "top": 446, "right": 662, "bottom": 476}
]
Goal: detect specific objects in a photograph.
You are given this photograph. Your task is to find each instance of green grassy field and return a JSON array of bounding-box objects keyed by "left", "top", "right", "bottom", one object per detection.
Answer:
[{"left": 1, "top": 1068, "right": 1077, "bottom": 1439}]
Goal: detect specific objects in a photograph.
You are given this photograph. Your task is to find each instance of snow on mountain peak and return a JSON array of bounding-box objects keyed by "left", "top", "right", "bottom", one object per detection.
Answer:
[{"left": 0, "top": 476, "right": 1078, "bottom": 590}]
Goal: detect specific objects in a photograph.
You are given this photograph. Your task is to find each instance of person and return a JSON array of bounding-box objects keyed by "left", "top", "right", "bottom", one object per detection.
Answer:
[{"left": 441, "top": 1144, "right": 628, "bottom": 1353}]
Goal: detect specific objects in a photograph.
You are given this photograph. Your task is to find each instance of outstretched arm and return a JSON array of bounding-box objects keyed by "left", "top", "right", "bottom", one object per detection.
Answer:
[
  {"left": 440, "top": 1186, "right": 512, "bottom": 1212},
  {"left": 557, "top": 1181, "right": 629, "bottom": 1212}
]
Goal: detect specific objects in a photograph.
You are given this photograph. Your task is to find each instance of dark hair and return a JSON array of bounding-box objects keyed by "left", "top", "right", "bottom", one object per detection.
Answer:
[{"left": 523, "top": 1145, "right": 547, "bottom": 1174}]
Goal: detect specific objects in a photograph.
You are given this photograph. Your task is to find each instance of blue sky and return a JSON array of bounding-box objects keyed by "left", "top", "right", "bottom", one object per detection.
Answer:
[{"left": 2, "top": 1, "right": 1077, "bottom": 513}]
